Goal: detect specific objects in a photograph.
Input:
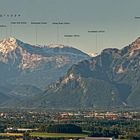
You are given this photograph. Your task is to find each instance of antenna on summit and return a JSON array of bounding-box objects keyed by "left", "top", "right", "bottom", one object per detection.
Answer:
[
  {"left": 64, "top": 34, "right": 80, "bottom": 45},
  {"left": 31, "top": 21, "right": 47, "bottom": 45},
  {"left": 0, "top": 25, "right": 7, "bottom": 40},
  {"left": 88, "top": 30, "right": 105, "bottom": 51},
  {"left": 10, "top": 21, "right": 27, "bottom": 39},
  {"left": 52, "top": 21, "right": 71, "bottom": 44}
]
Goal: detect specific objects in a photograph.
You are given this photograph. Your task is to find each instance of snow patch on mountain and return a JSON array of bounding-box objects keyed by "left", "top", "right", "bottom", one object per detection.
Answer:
[
  {"left": 48, "top": 44, "right": 67, "bottom": 48},
  {"left": 0, "top": 37, "right": 18, "bottom": 54},
  {"left": 88, "top": 52, "right": 98, "bottom": 57}
]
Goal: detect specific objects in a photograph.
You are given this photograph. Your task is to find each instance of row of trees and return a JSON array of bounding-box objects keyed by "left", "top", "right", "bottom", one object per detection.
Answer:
[
  {"left": 46, "top": 124, "right": 82, "bottom": 133},
  {"left": 0, "top": 125, "right": 6, "bottom": 133}
]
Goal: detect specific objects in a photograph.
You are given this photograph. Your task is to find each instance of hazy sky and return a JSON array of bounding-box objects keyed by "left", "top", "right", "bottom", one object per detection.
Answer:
[{"left": 0, "top": 0, "right": 140, "bottom": 53}]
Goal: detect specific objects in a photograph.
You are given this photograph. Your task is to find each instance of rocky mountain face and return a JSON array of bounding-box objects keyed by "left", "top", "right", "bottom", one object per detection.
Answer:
[
  {"left": 0, "top": 37, "right": 89, "bottom": 107},
  {"left": 0, "top": 37, "right": 89, "bottom": 88},
  {"left": 35, "top": 37, "right": 140, "bottom": 109},
  {"left": 1, "top": 37, "right": 140, "bottom": 110}
]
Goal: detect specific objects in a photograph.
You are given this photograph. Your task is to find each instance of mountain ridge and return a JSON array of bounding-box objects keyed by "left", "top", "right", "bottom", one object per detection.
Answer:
[
  {"left": 33, "top": 37, "right": 140, "bottom": 109},
  {"left": 0, "top": 37, "right": 89, "bottom": 90},
  {"left": 1, "top": 37, "right": 140, "bottom": 109}
]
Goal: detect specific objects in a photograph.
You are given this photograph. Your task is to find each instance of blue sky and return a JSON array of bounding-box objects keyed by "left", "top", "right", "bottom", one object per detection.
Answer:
[{"left": 0, "top": 0, "right": 140, "bottom": 53}]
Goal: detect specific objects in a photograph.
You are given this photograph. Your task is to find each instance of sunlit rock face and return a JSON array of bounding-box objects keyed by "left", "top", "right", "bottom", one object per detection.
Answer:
[{"left": 0, "top": 37, "right": 89, "bottom": 89}]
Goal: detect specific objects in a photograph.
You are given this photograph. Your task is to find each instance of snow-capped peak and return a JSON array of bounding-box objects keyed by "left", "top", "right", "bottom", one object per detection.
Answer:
[
  {"left": 124, "top": 37, "right": 140, "bottom": 57},
  {"left": 0, "top": 37, "right": 19, "bottom": 54},
  {"left": 88, "top": 52, "right": 98, "bottom": 57},
  {"left": 9, "top": 37, "right": 17, "bottom": 43},
  {"left": 130, "top": 37, "right": 140, "bottom": 51},
  {"left": 48, "top": 44, "right": 70, "bottom": 49}
]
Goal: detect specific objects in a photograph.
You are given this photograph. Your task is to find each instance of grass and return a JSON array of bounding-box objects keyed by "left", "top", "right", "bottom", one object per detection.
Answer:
[
  {"left": 0, "top": 133, "right": 23, "bottom": 137},
  {"left": 0, "top": 132, "right": 87, "bottom": 138},
  {"left": 30, "top": 132, "right": 88, "bottom": 138}
]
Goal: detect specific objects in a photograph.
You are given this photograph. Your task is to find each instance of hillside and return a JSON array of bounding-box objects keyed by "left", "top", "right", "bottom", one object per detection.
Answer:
[
  {"left": 35, "top": 37, "right": 140, "bottom": 109},
  {"left": 0, "top": 37, "right": 89, "bottom": 89}
]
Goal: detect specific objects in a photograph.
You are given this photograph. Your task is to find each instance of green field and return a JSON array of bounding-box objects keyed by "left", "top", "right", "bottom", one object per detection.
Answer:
[
  {"left": 0, "top": 133, "right": 23, "bottom": 137},
  {"left": 0, "top": 132, "right": 87, "bottom": 138},
  {"left": 30, "top": 132, "right": 88, "bottom": 138}
]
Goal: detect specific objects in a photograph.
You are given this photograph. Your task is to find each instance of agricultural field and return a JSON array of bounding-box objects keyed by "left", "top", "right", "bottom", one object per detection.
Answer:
[
  {"left": 30, "top": 132, "right": 87, "bottom": 138},
  {"left": 0, "top": 133, "right": 23, "bottom": 137},
  {"left": 0, "top": 132, "right": 87, "bottom": 138}
]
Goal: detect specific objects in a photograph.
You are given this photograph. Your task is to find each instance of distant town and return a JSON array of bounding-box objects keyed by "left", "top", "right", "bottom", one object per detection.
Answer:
[{"left": 0, "top": 109, "right": 139, "bottom": 140}]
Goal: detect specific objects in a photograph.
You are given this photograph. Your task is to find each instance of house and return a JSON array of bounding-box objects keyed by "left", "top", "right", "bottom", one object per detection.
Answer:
[{"left": 79, "top": 137, "right": 114, "bottom": 140}]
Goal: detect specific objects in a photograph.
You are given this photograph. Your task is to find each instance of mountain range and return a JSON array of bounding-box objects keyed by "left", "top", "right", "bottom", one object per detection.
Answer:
[
  {"left": 0, "top": 37, "right": 89, "bottom": 107},
  {"left": 0, "top": 37, "right": 140, "bottom": 109}
]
